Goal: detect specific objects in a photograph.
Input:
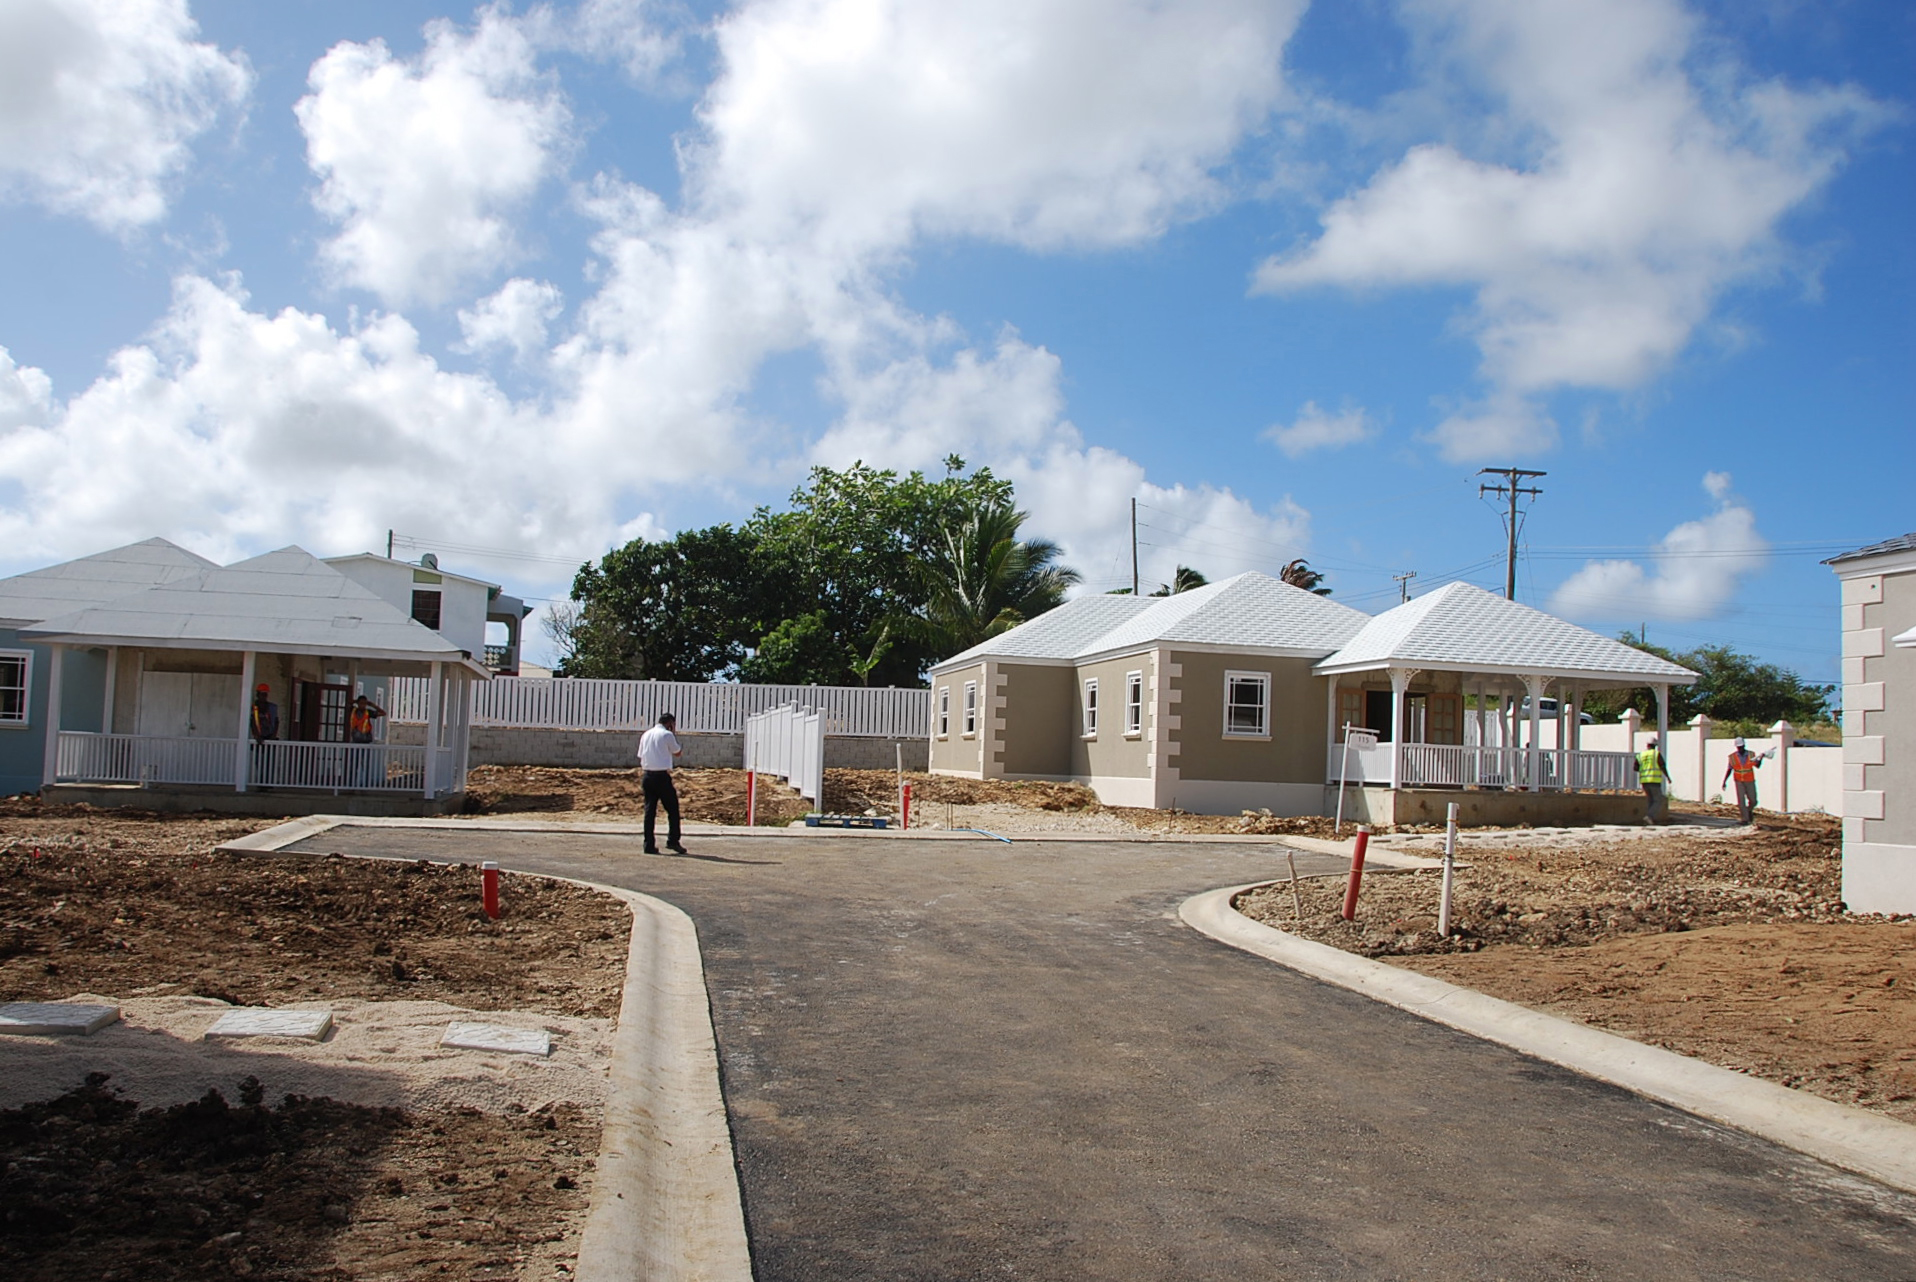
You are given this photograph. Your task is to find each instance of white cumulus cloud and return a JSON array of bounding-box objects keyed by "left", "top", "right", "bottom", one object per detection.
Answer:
[
  {"left": 0, "top": 0, "right": 249, "bottom": 232},
  {"left": 1548, "top": 472, "right": 1768, "bottom": 622},
  {"left": 1263, "top": 401, "right": 1376, "bottom": 458},
  {"left": 297, "top": 11, "right": 570, "bottom": 306},
  {"left": 1255, "top": 0, "right": 1883, "bottom": 460},
  {"left": 0, "top": 346, "right": 54, "bottom": 432},
  {"left": 457, "top": 277, "right": 564, "bottom": 361}
]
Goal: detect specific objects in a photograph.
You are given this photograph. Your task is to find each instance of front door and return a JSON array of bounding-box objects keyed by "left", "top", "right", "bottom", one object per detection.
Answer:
[
  {"left": 1364, "top": 689, "right": 1393, "bottom": 741},
  {"left": 139, "top": 672, "right": 241, "bottom": 737},
  {"left": 295, "top": 680, "right": 350, "bottom": 742}
]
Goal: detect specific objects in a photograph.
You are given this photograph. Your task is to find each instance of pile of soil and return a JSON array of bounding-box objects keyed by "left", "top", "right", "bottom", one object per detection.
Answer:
[
  {"left": 0, "top": 818, "right": 628, "bottom": 1018},
  {"left": 0, "top": 805, "right": 628, "bottom": 1278},
  {"left": 1235, "top": 813, "right": 1916, "bottom": 1123},
  {"left": 0, "top": 1074, "right": 594, "bottom": 1281}
]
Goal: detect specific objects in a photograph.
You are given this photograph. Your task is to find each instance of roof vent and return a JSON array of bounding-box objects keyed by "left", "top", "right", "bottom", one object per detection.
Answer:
[{"left": 420, "top": 552, "right": 439, "bottom": 570}]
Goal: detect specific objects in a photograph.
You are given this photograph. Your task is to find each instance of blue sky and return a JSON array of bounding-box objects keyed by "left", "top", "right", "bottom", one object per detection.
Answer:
[{"left": 0, "top": 0, "right": 1909, "bottom": 678}]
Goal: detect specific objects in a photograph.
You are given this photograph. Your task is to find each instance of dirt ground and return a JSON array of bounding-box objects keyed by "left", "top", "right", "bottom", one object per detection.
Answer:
[
  {"left": 1235, "top": 810, "right": 1916, "bottom": 1124},
  {"left": 464, "top": 764, "right": 1347, "bottom": 836},
  {"left": 0, "top": 801, "right": 626, "bottom": 1278}
]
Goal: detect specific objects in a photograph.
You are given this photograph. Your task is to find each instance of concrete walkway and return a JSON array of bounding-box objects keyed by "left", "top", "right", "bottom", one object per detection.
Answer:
[{"left": 287, "top": 826, "right": 1916, "bottom": 1280}]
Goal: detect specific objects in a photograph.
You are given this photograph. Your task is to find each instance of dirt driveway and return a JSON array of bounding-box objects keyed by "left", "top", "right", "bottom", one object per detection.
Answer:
[{"left": 293, "top": 822, "right": 1916, "bottom": 1281}]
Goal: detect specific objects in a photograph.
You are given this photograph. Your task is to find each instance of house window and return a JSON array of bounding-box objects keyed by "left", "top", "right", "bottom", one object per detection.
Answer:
[
  {"left": 1224, "top": 671, "right": 1270, "bottom": 737},
  {"left": 1125, "top": 671, "right": 1143, "bottom": 736},
  {"left": 411, "top": 589, "right": 443, "bottom": 631},
  {"left": 962, "top": 681, "right": 978, "bottom": 735},
  {"left": 0, "top": 650, "right": 29, "bottom": 725},
  {"left": 1429, "top": 693, "right": 1461, "bottom": 745},
  {"left": 937, "top": 686, "right": 950, "bottom": 738},
  {"left": 1082, "top": 678, "right": 1099, "bottom": 738}
]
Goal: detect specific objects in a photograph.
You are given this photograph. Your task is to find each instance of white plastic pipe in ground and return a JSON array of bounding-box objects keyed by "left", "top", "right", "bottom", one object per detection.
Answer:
[{"left": 1439, "top": 802, "right": 1458, "bottom": 938}]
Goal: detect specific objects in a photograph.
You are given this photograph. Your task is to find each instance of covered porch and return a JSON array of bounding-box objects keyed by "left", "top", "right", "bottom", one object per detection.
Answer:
[
  {"left": 1311, "top": 582, "right": 1698, "bottom": 825},
  {"left": 24, "top": 547, "right": 488, "bottom": 815}
]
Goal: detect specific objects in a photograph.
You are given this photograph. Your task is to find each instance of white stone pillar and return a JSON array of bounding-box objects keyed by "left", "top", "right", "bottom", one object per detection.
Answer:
[
  {"left": 1770, "top": 719, "right": 1794, "bottom": 814},
  {"left": 235, "top": 650, "right": 256, "bottom": 792},
  {"left": 102, "top": 647, "right": 118, "bottom": 735},
  {"left": 1690, "top": 714, "right": 1712, "bottom": 802},
  {"left": 1388, "top": 667, "right": 1412, "bottom": 790},
  {"left": 1619, "top": 706, "right": 1641, "bottom": 753},
  {"left": 40, "top": 643, "right": 65, "bottom": 787},
  {"left": 424, "top": 660, "right": 443, "bottom": 799},
  {"left": 1523, "top": 674, "right": 1547, "bottom": 792}
]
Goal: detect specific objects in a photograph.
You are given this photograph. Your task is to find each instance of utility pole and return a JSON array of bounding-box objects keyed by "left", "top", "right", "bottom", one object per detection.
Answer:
[
  {"left": 387, "top": 529, "right": 394, "bottom": 559},
  {"left": 1130, "top": 498, "right": 1140, "bottom": 596},
  {"left": 1393, "top": 570, "right": 1418, "bottom": 603},
  {"left": 1477, "top": 467, "right": 1545, "bottom": 600}
]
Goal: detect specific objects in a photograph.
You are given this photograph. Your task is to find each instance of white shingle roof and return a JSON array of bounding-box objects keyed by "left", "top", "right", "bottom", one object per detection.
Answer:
[
  {"left": 937, "top": 592, "right": 1156, "bottom": 665},
  {"left": 932, "top": 572, "right": 1370, "bottom": 669},
  {"left": 1315, "top": 581, "right": 1697, "bottom": 683},
  {"left": 0, "top": 538, "right": 216, "bottom": 627},
  {"left": 23, "top": 546, "right": 483, "bottom": 670}
]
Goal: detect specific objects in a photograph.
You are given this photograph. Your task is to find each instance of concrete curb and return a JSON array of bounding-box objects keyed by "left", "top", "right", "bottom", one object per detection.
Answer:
[
  {"left": 219, "top": 818, "right": 753, "bottom": 1282},
  {"left": 1180, "top": 883, "right": 1916, "bottom": 1197}
]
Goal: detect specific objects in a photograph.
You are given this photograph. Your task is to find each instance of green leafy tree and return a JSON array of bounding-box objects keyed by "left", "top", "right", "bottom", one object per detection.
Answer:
[
  {"left": 1150, "top": 565, "right": 1208, "bottom": 596},
  {"left": 1580, "top": 637, "right": 1832, "bottom": 727},
  {"left": 923, "top": 501, "right": 1081, "bottom": 654},
  {"left": 738, "top": 611, "right": 853, "bottom": 685},
  {"left": 1279, "top": 558, "right": 1332, "bottom": 595}
]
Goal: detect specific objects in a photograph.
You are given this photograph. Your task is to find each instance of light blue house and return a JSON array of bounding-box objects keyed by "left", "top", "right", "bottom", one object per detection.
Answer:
[{"left": 1, "top": 539, "right": 215, "bottom": 797}]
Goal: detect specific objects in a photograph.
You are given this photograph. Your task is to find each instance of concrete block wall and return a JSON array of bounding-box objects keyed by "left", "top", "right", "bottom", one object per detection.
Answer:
[{"left": 393, "top": 723, "right": 928, "bottom": 771}]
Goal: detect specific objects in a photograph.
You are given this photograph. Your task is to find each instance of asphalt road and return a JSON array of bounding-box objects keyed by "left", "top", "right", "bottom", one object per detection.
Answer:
[{"left": 290, "top": 827, "right": 1916, "bottom": 1281}]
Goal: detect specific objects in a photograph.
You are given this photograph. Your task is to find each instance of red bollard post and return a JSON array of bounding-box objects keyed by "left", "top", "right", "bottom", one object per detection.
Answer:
[
  {"left": 1341, "top": 827, "right": 1370, "bottom": 922},
  {"left": 902, "top": 783, "right": 912, "bottom": 830},
  {"left": 481, "top": 860, "right": 500, "bottom": 920},
  {"left": 746, "top": 769, "right": 757, "bottom": 827}
]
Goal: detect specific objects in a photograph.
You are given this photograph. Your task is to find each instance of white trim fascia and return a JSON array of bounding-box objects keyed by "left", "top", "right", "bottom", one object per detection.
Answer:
[
  {"left": 1077, "top": 639, "right": 1333, "bottom": 667},
  {"left": 1828, "top": 548, "right": 1916, "bottom": 579},
  {"left": 323, "top": 553, "right": 502, "bottom": 592},
  {"left": 1894, "top": 625, "right": 1916, "bottom": 649},
  {"left": 20, "top": 633, "right": 491, "bottom": 675},
  {"left": 928, "top": 653, "right": 1076, "bottom": 675},
  {"left": 1313, "top": 657, "right": 1696, "bottom": 685}
]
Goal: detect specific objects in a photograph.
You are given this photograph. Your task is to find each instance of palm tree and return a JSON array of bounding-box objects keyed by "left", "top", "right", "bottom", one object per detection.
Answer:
[
  {"left": 1279, "top": 558, "right": 1332, "bottom": 596},
  {"left": 1149, "top": 565, "right": 1208, "bottom": 596},
  {"left": 924, "top": 502, "right": 1081, "bottom": 654}
]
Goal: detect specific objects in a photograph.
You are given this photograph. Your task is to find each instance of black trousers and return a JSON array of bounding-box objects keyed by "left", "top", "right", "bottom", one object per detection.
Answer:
[{"left": 642, "top": 770, "right": 681, "bottom": 848}]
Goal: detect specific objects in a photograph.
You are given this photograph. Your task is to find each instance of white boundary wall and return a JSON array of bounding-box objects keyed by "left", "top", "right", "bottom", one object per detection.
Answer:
[
  {"left": 391, "top": 676, "right": 926, "bottom": 738},
  {"left": 1579, "top": 722, "right": 1841, "bottom": 814},
  {"left": 745, "top": 704, "right": 825, "bottom": 804}
]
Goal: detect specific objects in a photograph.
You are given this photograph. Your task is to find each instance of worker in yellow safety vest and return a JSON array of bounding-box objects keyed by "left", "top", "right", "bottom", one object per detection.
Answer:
[
  {"left": 1633, "top": 736, "right": 1668, "bottom": 826},
  {"left": 1719, "top": 736, "right": 1772, "bottom": 826}
]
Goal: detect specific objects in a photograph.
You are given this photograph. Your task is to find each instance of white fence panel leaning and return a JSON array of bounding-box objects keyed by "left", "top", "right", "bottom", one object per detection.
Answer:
[
  {"left": 745, "top": 704, "right": 825, "bottom": 805},
  {"left": 389, "top": 676, "right": 929, "bottom": 738}
]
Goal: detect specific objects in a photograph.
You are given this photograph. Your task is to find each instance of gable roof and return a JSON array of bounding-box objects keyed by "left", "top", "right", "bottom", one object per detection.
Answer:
[
  {"left": 1314, "top": 581, "right": 1697, "bottom": 684},
  {"left": 0, "top": 538, "right": 216, "bottom": 627},
  {"left": 22, "top": 546, "right": 485, "bottom": 671},
  {"left": 932, "top": 572, "right": 1370, "bottom": 670},
  {"left": 1825, "top": 533, "right": 1916, "bottom": 565}
]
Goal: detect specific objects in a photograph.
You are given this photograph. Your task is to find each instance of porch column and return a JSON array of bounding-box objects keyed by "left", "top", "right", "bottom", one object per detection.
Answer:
[
  {"left": 102, "top": 647, "right": 118, "bottom": 734},
  {"left": 423, "top": 660, "right": 443, "bottom": 800},
  {"left": 1388, "top": 667, "right": 1412, "bottom": 790},
  {"left": 1325, "top": 677, "right": 1340, "bottom": 779},
  {"left": 453, "top": 673, "right": 473, "bottom": 793},
  {"left": 1523, "top": 674, "right": 1547, "bottom": 792},
  {"left": 235, "top": 650, "right": 256, "bottom": 792},
  {"left": 40, "top": 644, "right": 65, "bottom": 787},
  {"left": 1569, "top": 683, "right": 1583, "bottom": 791},
  {"left": 1654, "top": 685, "right": 1670, "bottom": 768}
]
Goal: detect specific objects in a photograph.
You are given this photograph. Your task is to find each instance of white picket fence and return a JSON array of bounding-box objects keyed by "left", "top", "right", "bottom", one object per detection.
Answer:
[
  {"left": 388, "top": 676, "right": 927, "bottom": 738},
  {"left": 745, "top": 704, "right": 825, "bottom": 804}
]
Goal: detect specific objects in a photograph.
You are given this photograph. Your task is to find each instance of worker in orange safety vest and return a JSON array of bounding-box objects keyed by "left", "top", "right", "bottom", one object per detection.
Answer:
[{"left": 1720, "top": 736, "right": 1772, "bottom": 826}]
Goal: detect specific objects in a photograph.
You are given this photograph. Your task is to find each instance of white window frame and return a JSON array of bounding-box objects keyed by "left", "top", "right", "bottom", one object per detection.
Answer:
[
  {"left": 1223, "top": 670, "right": 1271, "bottom": 739},
  {"left": 962, "top": 681, "right": 978, "bottom": 736},
  {"left": 0, "top": 649, "right": 29, "bottom": 727},
  {"left": 1124, "top": 671, "right": 1144, "bottom": 737},
  {"left": 936, "top": 686, "right": 951, "bottom": 738},
  {"left": 1082, "top": 678, "right": 1099, "bottom": 738}
]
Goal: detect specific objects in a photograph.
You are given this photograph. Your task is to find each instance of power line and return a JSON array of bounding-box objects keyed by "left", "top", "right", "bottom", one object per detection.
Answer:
[{"left": 1477, "top": 467, "right": 1545, "bottom": 600}]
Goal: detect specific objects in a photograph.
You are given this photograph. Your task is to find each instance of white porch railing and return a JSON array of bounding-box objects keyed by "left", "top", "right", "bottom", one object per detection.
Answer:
[
  {"left": 57, "top": 732, "right": 235, "bottom": 786},
  {"left": 744, "top": 704, "right": 825, "bottom": 804},
  {"left": 1328, "top": 742, "right": 1638, "bottom": 791},
  {"left": 55, "top": 732, "right": 456, "bottom": 795},
  {"left": 389, "top": 676, "right": 928, "bottom": 738}
]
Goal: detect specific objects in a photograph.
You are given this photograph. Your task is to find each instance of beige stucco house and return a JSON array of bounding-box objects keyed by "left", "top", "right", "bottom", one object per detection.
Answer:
[
  {"left": 1827, "top": 533, "right": 1916, "bottom": 913},
  {"left": 928, "top": 573, "right": 1696, "bottom": 824}
]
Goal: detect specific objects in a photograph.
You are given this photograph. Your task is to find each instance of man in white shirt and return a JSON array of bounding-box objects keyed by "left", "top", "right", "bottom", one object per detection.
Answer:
[{"left": 637, "top": 713, "right": 686, "bottom": 854}]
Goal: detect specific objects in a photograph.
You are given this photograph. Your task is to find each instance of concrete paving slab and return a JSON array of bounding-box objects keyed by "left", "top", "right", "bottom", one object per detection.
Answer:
[
  {"left": 0, "top": 1002, "right": 121, "bottom": 1036},
  {"left": 204, "top": 1008, "right": 334, "bottom": 1041},
  {"left": 441, "top": 1021, "right": 552, "bottom": 1057}
]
